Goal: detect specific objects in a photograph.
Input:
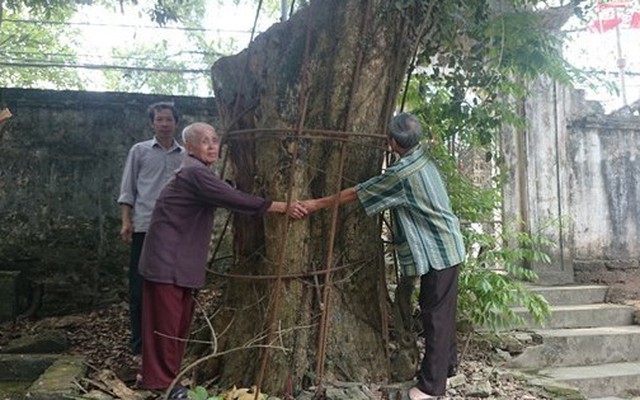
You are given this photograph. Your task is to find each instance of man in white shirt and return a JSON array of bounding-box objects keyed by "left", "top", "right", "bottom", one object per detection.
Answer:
[{"left": 117, "top": 102, "right": 185, "bottom": 358}]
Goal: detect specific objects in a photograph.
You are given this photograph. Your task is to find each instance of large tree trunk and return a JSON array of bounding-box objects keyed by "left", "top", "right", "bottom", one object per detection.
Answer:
[{"left": 210, "top": 0, "right": 426, "bottom": 394}]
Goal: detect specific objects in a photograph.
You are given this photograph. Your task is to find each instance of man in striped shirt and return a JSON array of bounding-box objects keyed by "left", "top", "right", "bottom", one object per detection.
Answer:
[{"left": 300, "top": 113, "right": 465, "bottom": 400}]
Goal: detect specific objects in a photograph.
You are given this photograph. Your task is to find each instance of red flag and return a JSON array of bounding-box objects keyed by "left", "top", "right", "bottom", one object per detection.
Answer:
[
  {"left": 631, "top": 11, "right": 640, "bottom": 28},
  {"left": 590, "top": 17, "right": 623, "bottom": 32},
  {"left": 597, "top": 0, "right": 630, "bottom": 9}
]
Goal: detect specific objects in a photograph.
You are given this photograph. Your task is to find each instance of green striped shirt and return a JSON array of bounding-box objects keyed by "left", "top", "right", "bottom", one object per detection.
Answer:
[{"left": 355, "top": 144, "right": 465, "bottom": 276}]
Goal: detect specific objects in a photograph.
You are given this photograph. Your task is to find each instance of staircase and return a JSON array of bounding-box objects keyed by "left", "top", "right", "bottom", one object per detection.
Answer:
[{"left": 507, "top": 285, "right": 640, "bottom": 399}]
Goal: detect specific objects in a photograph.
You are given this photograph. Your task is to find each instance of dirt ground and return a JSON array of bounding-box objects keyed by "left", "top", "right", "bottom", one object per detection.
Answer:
[{"left": 0, "top": 287, "right": 555, "bottom": 400}]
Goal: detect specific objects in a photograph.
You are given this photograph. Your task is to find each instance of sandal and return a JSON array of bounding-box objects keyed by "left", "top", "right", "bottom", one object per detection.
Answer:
[
  {"left": 168, "top": 385, "right": 190, "bottom": 400},
  {"left": 389, "top": 388, "right": 439, "bottom": 400},
  {"left": 388, "top": 389, "right": 412, "bottom": 400}
]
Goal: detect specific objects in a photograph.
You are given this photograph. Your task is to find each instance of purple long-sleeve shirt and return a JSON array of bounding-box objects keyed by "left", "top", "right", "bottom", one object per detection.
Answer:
[{"left": 139, "top": 154, "right": 272, "bottom": 288}]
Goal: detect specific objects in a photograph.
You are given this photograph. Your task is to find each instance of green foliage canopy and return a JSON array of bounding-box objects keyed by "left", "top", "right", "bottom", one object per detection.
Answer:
[
  {"left": 1, "top": 2, "right": 85, "bottom": 89},
  {"left": 0, "top": 0, "right": 269, "bottom": 94}
]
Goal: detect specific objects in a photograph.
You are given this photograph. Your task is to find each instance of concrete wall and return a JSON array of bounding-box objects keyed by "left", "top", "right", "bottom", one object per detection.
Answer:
[
  {"left": 503, "top": 78, "right": 640, "bottom": 290},
  {"left": 568, "top": 113, "right": 640, "bottom": 288},
  {"left": 0, "top": 88, "right": 217, "bottom": 318},
  {"left": 4, "top": 81, "right": 638, "bottom": 316},
  {"left": 502, "top": 77, "right": 579, "bottom": 284}
]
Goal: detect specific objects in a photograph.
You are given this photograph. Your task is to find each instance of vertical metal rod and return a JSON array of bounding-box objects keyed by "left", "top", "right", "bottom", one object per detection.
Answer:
[
  {"left": 552, "top": 82, "right": 565, "bottom": 272},
  {"left": 314, "top": 0, "right": 373, "bottom": 385},
  {"left": 614, "top": 8, "right": 628, "bottom": 106},
  {"left": 254, "top": 2, "right": 314, "bottom": 397},
  {"left": 281, "top": 0, "right": 288, "bottom": 22}
]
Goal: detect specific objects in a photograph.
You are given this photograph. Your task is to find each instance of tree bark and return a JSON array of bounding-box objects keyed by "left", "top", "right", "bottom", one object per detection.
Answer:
[{"left": 210, "top": 0, "right": 427, "bottom": 394}]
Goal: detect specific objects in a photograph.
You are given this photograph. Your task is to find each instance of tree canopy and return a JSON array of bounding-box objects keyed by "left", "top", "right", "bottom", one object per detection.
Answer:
[{"left": 0, "top": 0, "right": 294, "bottom": 94}]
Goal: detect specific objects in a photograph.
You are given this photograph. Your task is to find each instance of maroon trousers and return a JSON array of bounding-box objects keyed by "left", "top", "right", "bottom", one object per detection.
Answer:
[
  {"left": 141, "top": 280, "right": 195, "bottom": 389},
  {"left": 416, "top": 265, "right": 459, "bottom": 396}
]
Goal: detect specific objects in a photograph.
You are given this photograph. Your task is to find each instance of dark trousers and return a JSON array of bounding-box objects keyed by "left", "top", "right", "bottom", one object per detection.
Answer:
[
  {"left": 129, "top": 232, "right": 146, "bottom": 355},
  {"left": 141, "top": 280, "right": 195, "bottom": 389},
  {"left": 416, "top": 265, "right": 459, "bottom": 396}
]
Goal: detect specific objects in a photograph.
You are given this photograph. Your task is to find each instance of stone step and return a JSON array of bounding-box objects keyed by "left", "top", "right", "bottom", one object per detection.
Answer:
[
  {"left": 26, "top": 355, "right": 86, "bottom": 400},
  {"left": 513, "top": 303, "right": 635, "bottom": 329},
  {"left": 589, "top": 397, "right": 632, "bottom": 400},
  {"left": 508, "top": 326, "right": 640, "bottom": 369},
  {"left": 537, "top": 362, "right": 640, "bottom": 398},
  {"left": 527, "top": 284, "right": 609, "bottom": 306},
  {"left": 0, "top": 354, "right": 58, "bottom": 381}
]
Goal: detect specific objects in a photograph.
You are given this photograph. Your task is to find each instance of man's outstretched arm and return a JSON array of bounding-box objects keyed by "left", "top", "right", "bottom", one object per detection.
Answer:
[{"left": 300, "top": 187, "right": 357, "bottom": 214}]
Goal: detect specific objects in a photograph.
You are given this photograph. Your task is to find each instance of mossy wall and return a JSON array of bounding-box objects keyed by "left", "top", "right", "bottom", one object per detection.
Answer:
[{"left": 0, "top": 88, "right": 217, "bottom": 317}]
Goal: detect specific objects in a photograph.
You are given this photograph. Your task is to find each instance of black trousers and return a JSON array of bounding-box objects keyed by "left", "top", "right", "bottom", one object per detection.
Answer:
[
  {"left": 416, "top": 265, "right": 459, "bottom": 396},
  {"left": 129, "top": 232, "right": 146, "bottom": 355}
]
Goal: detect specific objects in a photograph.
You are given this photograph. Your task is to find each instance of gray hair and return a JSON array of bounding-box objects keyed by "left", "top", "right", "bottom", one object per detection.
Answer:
[
  {"left": 182, "top": 122, "right": 214, "bottom": 144},
  {"left": 388, "top": 113, "right": 422, "bottom": 149}
]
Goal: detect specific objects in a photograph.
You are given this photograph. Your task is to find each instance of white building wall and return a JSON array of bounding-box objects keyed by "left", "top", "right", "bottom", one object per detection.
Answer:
[{"left": 503, "top": 77, "right": 640, "bottom": 285}]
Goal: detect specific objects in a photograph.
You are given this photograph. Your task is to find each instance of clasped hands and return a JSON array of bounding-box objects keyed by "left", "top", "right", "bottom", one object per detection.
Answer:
[{"left": 285, "top": 199, "right": 319, "bottom": 220}]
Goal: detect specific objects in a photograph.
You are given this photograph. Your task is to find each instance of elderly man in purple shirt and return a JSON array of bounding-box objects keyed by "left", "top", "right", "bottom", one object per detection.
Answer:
[{"left": 137, "top": 122, "right": 306, "bottom": 399}]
